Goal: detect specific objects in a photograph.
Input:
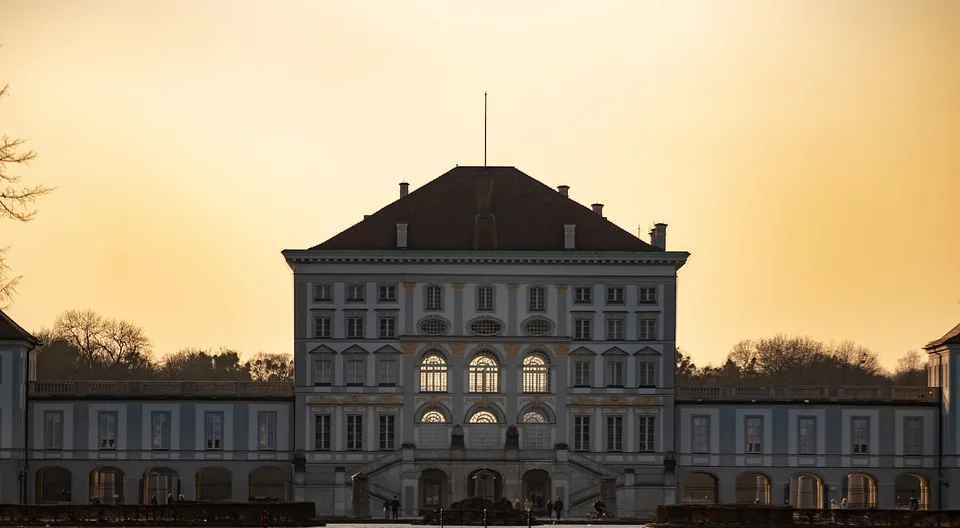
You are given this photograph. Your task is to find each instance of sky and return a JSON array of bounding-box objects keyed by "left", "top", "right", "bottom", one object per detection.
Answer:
[{"left": 1, "top": 0, "right": 958, "bottom": 369}]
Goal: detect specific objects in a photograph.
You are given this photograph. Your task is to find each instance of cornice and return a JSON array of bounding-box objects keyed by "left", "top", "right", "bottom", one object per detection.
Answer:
[{"left": 282, "top": 249, "right": 690, "bottom": 268}]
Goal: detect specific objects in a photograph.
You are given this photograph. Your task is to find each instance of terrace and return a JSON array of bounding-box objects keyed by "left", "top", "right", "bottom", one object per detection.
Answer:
[
  {"left": 676, "top": 385, "right": 939, "bottom": 403},
  {"left": 28, "top": 380, "right": 294, "bottom": 400}
]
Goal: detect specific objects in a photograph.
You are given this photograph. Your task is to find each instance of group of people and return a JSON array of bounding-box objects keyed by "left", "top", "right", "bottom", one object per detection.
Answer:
[
  {"left": 512, "top": 496, "right": 566, "bottom": 520},
  {"left": 382, "top": 495, "right": 401, "bottom": 519}
]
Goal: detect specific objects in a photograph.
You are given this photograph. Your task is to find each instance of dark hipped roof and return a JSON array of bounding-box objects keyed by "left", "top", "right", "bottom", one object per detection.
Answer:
[
  {"left": 925, "top": 322, "right": 960, "bottom": 350},
  {"left": 313, "top": 166, "right": 659, "bottom": 252},
  {"left": 0, "top": 309, "right": 38, "bottom": 344}
]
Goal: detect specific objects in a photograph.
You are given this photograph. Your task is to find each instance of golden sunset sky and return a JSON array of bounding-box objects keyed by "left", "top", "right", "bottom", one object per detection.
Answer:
[{"left": 2, "top": 0, "right": 958, "bottom": 368}]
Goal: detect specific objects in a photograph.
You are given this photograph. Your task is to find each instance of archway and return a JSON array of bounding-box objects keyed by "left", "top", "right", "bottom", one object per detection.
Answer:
[
  {"left": 90, "top": 467, "right": 125, "bottom": 504},
  {"left": 682, "top": 472, "right": 718, "bottom": 504},
  {"left": 466, "top": 407, "right": 502, "bottom": 449},
  {"left": 789, "top": 473, "right": 824, "bottom": 509},
  {"left": 735, "top": 472, "right": 771, "bottom": 504},
  {"left": 249, "top": 466, "right": 285, "bottom": 501},
  {"left": 894, "top": 473, "right": 930, "bottom": 510},
  {"left": 420, "top": 468, "right": 448, "bottom": 510},
  {"left": 196, "top": 467, "right": 232, "bottom": 502},
  {"left": 35, "top": 467, "right": 71, "bottom": 504},
  {"left": 142, "top": 467, "right": 179, "bottom": 504},
  {"left": 521, "top": 469, "right": 551, "bottom": 511},
  {"left": 466, "top": 468, "right": 503, "bottom": 500},
  {"left": 842, "top": 473, "right": 878, "bottom": 508}
]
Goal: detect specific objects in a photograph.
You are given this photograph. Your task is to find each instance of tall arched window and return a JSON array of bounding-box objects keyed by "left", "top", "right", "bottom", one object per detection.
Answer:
[
  {"left": 420, "top": 353, "right": 448, "bottom": 392},
  {"left": 522, "top": 352, "right": 550, "bottom": 393},
  {"left": 469, "top": 353, "right": 500, "bottom": 393}
]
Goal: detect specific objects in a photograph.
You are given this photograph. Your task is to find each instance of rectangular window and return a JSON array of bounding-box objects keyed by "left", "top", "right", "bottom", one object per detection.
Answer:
[
  {"left": 346, "top": 359, "right": 365, "bottom": 385},
  {"left": 315, "top": 414, "right": 331, "bottom": 450},
  {"left": 638, "top": 318, "right": 657, "bottom": 341},
  {"left": 528, "top": 286, "right": 546, "bottom": 312},
  {"left": 692, "top": 416, "right": 710, "bottom": 454},
  {"left": 378, "top": 358, "right": 398, "bottom": 386},
  {"left": 346, "top": 284, "right": 365, "bottom": 302},
  {"left": 745, "top": 416, "right": 763, "bottom": 453},
  {"left": 314, "top": 283, "right": 332, "bottom": 302},
  {"left": 638, "top": 287, "right": 657, "bottom": 304},
  {"left": 574, "top": 286, "right": 592, "bottom": 304},
  {"left": 425, "top": 285, "right": 443, "bottom": 310},
  {"left": 314, "top": 358, "right": 333, "bottom": 385},
  {"left": 574, "top": 416, "right": 591, "bottom": 451},
  {"left": 638, "top": 416, "right": 655, "bottom": 452},
  {"left": 605, "top": 360, "right": 624, "bottom": 387},
  {"left": 205, "top": 412, "right": 223, "bottom": 450},
  {"left": 152, "top": 411, "right": 171, "bottom": 451},
  {"left": 378, "top": 284, "right": 397, "bottom": 302},
  {"left": 637, "top": 361, "right": 655, "bottom": 387},
  {"left": 574, "top": 361, "right": 591, "bottom": 387},
  {"left": 606, "top": 416, "right": 623, "bottom": 452},
  {"left": 605, "top": 318, "right": 624, "bottom": 340},
  {"left": 852, "top": 417, "right": 870, "bottom": 454},
  {"left": 346, "top": 316, "right": 365, "bottom": 339},
  {"left": 258, "top": 411, "right": 277, "bottom": 450},
  {"left": 798, "top": 417, "right": 816, "bottom": 455},
  {"left": 98, "top": 411, "right": 117, "bottom": 450},
  {"left": 606, "top": 286, "right": 624, "bottom": 304},
  {"left": 44, "top": 411, "right": 63, "bottom": 450},
  {"left": 904, "top": 417, "right": 923, "bottom": 456},
  {"left": 347, "top": 414, "right": 363, "bottom": 451},
  {"left": 379, "top": 415, "right": 396, "bottom": 450},
  {"left": 378, "top": 316, "right": 396, "bottom": 338},
  {"left": 314, "top": 315, "right": 331, "bottom": 338},
  {"left": 476, "top": 286, "right": 495, "bottom": 311},
  {"left": 574, "top": 318, "right": 592, "bottom": 340}
]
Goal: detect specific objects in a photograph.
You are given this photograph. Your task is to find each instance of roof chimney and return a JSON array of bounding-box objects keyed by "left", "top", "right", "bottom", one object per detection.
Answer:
[
  {"left": 558, "top": 185, "right": 569, "bottom": 197},
  {"left": 396, "top": 223, "right": 408, "bottom": 249},
  {"left": 652, "top": 223, "right": 667, "bottom": 250},
  {"left": 591, "top": 203, "right": 604, "bottom": 216},
  {"left": 564, "top": 224, "right": 576, "bottom": 250},
  {"left": 399, "top": 182, "right": 409, "bottom": 198}
]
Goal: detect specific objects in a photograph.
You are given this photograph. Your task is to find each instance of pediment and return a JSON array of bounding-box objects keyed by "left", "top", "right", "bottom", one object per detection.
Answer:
[
  {"left": 342, "top": 345, "right": 369, "bottom": 355},
  {"left": 602, "top": 347, "right": 627, "bottom": 356},
  {"left": 308, "top": 345, "right": 336, "bottom": 355},
  {"left": 374, "top": 345, "right": 401, "bottom": 355},
  {"left": 570, "top": 347, "right": 596, "bottom": 356},
  {"left": 636, "top": 346, "right": 661, "bottom": 356}
]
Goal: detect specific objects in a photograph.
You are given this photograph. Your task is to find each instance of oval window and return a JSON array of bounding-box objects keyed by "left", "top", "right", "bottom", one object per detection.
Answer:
[
  {"left": 418, "top": 318, "right": 449, "bottom": 336},
  {"left": 522, "top": 318, "right": 553, "bottom": 337},
  {"left": 468, "top": 318, "right": 504, "bottom": 337}
]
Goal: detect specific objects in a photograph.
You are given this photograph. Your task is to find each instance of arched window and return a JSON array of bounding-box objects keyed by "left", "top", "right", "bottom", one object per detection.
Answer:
[
  {"left": 469, "top": 410, "right": 499, "bottom": 424},
  {"left": 521, "top": 409, "right": 549, "bottom": 423},
  {"left": 522, "top": 352, "right": 550, "bottom": 393},
  {"left": 420, "top": 353, "right": 448, "bottom": 392},
  {"left": 420, "top": 409, "right": 448, "bottom": 423},
  {"left": 469, "top": 353, "right": 500, "bottom": 393}
]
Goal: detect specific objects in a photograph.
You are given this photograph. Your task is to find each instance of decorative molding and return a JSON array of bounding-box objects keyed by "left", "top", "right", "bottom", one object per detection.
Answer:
[
  {"left": 518, "top": 395, "right": 555, "bottom": 409},
  {"left": 451, "top": 343, "right": 466, "bottom": 357},
  {"left": 403, "top": 282, "right": 417, "bottom": 292},
  {"left": 415, "top": 395, "right": 452, "bottom": 407},
  {"left": 402, "top": 342, "right": 417, "bottom": 356},
  {"left": 555, "top": 284, "right": 568, "bottom": 293},
  {"left": 506, "top": 283, "right": 519, "bottom": 293},
  {"left": 555, "top": 343, "right": 570, "bottom": 357},
  {"left": 306, "top": 395, "right": 402, "bottom": 406},
  {"left": 504, "top": 343, "right": 520, "bottom": 358},
  {"left": 452, "top": 283, "right": 465, "bottom": 292},
  {"left": 566, "top": 395, "right": 663, "bottom": 406},
  {"left": 283, "top": 251, "right": 690, "bottom": 268},
  {"left": 465, "top": 395, "right": 506, "bottom": 409}
]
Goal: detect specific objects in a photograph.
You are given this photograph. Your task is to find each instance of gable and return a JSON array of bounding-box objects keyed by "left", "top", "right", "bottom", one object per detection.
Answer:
[
  {"left": 308, "top": 345, "right": 336, "bottom": 355},
  {"left": 0, "top": 310, "right": 38, "bottom": 344}
]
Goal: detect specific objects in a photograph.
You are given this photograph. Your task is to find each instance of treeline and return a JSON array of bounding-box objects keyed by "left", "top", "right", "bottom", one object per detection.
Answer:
[
  {"left": 33, "top": 309, "right": 293, "bottom": 381},
  {"left": 676, "top": 335, "right": 927, "bottom": 387}
]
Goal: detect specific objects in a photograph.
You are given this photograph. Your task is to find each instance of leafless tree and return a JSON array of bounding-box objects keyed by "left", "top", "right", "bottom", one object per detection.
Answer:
[
  {"left": 246, "top": 352, "right": 294, "bottom": 382},
  {"left": 51, "top": 309, "right": 152, "bottom": 373}
]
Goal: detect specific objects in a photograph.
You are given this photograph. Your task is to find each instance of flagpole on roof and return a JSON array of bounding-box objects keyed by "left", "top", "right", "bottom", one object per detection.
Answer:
[{"left": 484, "top": 92, "right": 487, "bottom": 167}]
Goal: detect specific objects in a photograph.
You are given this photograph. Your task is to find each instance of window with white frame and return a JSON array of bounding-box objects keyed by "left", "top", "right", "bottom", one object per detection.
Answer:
[
  {"left": 605, "top": 317, "right": 624, "bottom": 340},
  {"left": 152, "top": 411, "right": 171, "bottom": 450},
  {"left": 574, "top": 360, "right": 591, "bottom": 387},
  {"left": 314, "top": 358, "right": 333, "bottom": 385},
  {"left": 745, "top": 416, "right": 763, "bottom": 453},
  {"left": 378, "top": 358, "right": 398, "bottom": 386},
  {"left": 425, "top": 285, "right": 443, "bottom": 311},
  {"left": 315, "top": 414, "right": 331, "bottom": 450},
  {"left": 476, "top": 285, "right": 494, "bottom": 311},
  {"left": 574, "top": 318, "right": 592, "bottom": 340},
  {"left": 574, "top": 416, "right": 590, "bottom": 451},
  {"left": 638, "top": 318, "right": 657, "bottom": 341},
  {"left": 638, "top": 360, "right": 655, "bottom": 387},
  {"left": 44, "top": 411, "right": 63, "bottom": 450},
  {"left": 904, "top": 417, "right": 923, "bottom": 456},
  {"left": 205, "top": 411, "right": 223, "bottom": 450},
  {"left": 606, "top": 416, "right": 623, "bottom": 452},
  {"left": 98, "top": 411, "right": 117, "bottom": 450},
  {"left": 692, "top": 416, "right": 710, "bottom": 453},
  {"left": 528, "top": 286, "right": 546, "bottom": 311},
  {"left": 314, "top": 315, "right": 331, "bottom": 338},
  {"left": 346, "top": 284, "right": 365, "bottom": 302},
  {"left": 346, "top": 315, "right": 365, "bottom": 339},
  {"left": 605, "top": 359, "right": 624, "bottom": 387},
  {"left": 606, "top": 286, "right": 624, "bottom": 304},
  {"left": 258, "top": 411, "right": 277, "bottom": 450},
  {"left": 574, "top": 286, "right": 592, "bottom": 304},
  {"left": 346, "top": 358, "right": 365, "bottom": 386},
  {"left": 346, "top": 414, "right": 363, "bottom": 451},
  {"left": 638, "top": 286, "right": 656, "bottom": 304},
  {"left": 314, "top": 283, "right": 332, "bottom": 302},
  {"left": 469, "top": 353, "right": 500, "bottom": 393},
  {"left": 419, "top": 353, "right": 448, "bottom": 392},
  {"left": 798, "top": 417, "right": 816, "bottom": 455},
  {"left": 379, "top": 415, "right": 395, "bottom": 450},
  {"left": 378, "top": 315, "right": 396, "bottom": 338},
  {"left": 638, "top": 416, "right": 655, "bottom": 452},
  {"left": 378, "top": 284, "right": 397, "bottom": 302},
  {"left": 852, "top": 417, "right": 870, "bottom": 454}
]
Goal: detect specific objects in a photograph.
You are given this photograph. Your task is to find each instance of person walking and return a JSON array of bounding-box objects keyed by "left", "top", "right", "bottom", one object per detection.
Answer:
[
  {"left": 546, "top": 498, "right": 554, "bottom": 519},
  {"left": 553, "top": 496, "right": 563, "bottom": 520},
  {"left": 391, "top": 495, "right": 401, "bottom": 519}
]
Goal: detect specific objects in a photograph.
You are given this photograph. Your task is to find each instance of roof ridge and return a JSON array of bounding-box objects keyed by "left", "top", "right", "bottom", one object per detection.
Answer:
[{"left": 0, "top": 309, "right": 39, "bottom": 343}]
